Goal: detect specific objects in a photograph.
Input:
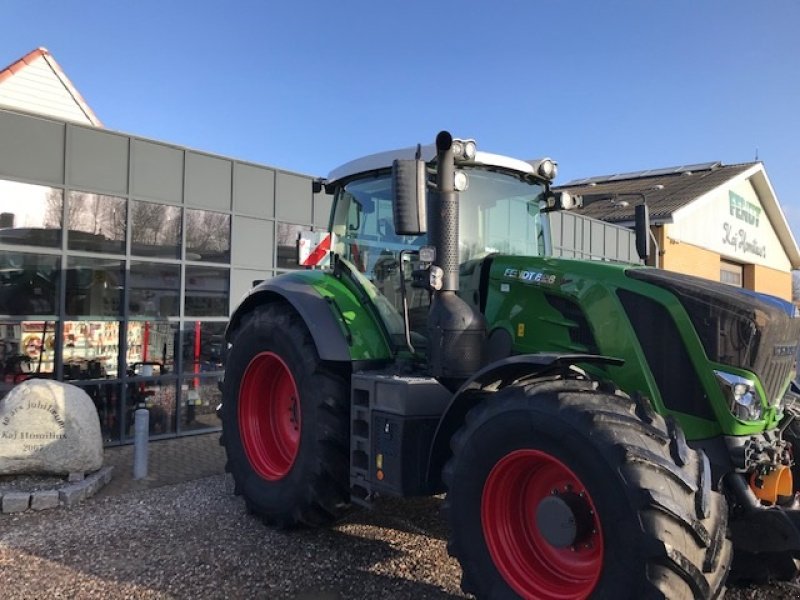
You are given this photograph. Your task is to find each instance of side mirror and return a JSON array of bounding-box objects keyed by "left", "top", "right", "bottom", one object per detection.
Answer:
[
  {"left": 392, "top": 159, "right": 427, "bottom": 235},
  {"left": 635, "top": 204, "right": 650, "bottom": 261}
]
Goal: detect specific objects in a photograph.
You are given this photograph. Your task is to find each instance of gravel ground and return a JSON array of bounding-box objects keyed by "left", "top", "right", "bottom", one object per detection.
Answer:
[{"left": 1, "top": 474, "right": 798, "bottom": 599}]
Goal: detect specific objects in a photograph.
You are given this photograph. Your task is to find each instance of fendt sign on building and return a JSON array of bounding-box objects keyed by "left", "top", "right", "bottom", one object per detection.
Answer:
[{"left": 670, "top": 179, "right": 790, "bottom": 272}]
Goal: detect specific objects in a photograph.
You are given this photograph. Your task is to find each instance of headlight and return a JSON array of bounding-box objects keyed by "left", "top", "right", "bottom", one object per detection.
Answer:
[{"left": 715, "top": 370, "right": 762, "bottom": 421}]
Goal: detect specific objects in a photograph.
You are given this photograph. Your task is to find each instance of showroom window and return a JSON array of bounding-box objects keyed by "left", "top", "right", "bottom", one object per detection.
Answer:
[
  {"left": 131, "top": 200, "right": 181, "bottom": 259},
  {"left": 129, "top": 261, "right": 181, "bottom": 318},
  {"left": 67, "top": 191, "right": 127, "bottom": 254},
  {"left": 186, "top": 208, "right": 231, "bottom": 263},
  {"left": 0, "top": 252, "right": 60, "bottom": 316},
  {"left": 65, "top": 257, "right": 124, "bottom": 317},
  {"left": 185, "top": 266, "right": 230, "bottom": 317},
  {"left": 0, "top": 180, "right": 63, "bottom": 248}
]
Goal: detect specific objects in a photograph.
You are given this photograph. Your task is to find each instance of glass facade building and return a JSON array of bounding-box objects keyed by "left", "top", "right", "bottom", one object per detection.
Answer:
[{"left": 0, "top": 108, "right": 331, "bottom": 444}]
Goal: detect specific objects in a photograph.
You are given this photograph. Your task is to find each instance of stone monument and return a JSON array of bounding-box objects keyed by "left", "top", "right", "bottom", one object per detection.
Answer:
[{"left": 0, "top": 379, "right": 103, "bottom": 475}]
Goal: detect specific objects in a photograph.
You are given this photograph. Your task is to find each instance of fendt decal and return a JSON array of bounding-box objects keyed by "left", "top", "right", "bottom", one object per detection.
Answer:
[{"left": 503, "top": 267, "right": 557, "bottom": 286}]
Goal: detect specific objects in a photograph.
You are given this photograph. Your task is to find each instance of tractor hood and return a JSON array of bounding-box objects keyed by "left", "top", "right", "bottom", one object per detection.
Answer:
[{"left": 626, "top": 268, "right": 800, "bottom": 407}]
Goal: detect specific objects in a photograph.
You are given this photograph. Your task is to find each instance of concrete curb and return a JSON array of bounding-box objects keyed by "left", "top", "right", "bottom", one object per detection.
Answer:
[{"left": 1, "top": 466, "right": 114, "bottom": 514}]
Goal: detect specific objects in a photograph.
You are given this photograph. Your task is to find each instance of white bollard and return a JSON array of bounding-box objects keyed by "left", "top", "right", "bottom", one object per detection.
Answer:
[{"left": 133, "top": 408, "right": 149, "bottom": 479}]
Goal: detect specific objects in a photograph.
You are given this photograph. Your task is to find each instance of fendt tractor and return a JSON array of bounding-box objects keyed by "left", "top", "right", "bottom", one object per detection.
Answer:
[{"left": 220, "top": 131, "right": 800, "bottom": 599}]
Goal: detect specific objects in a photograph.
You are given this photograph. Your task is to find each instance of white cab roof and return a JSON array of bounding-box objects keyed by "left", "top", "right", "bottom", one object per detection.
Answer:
[{"left": 327, "top": 143, "right": 543, "bottom": 184}]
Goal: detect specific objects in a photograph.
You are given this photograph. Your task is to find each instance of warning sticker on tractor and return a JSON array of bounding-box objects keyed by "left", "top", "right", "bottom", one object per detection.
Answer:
[{"left": 299, "top": 232, "right": 334, "bottom": 267}]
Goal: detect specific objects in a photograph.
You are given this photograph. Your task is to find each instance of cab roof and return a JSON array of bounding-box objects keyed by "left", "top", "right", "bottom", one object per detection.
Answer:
[{"left": 327, "top": 143, "right": 545, "bottom": 184}]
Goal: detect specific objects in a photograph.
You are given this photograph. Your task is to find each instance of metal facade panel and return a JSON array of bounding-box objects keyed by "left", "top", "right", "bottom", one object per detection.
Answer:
[
  {"left": 131, "top": 139, "right": 183, "bottom": 204},
  {"left": 275, "top": 172, "right": 312, "bottom": 223},
  {"left": 233, "top": 162, "right": 274, "bottom": 218},
  {"left": 232, "top": 215, "right": 274, "bottom": 269},
  {"left": 230, "top": 267, "right": 272, "bottom": 312},
  {"left": 313, "top": 191, "right": 333, "bottom": 228},
  {"left": 67, "top": 125, "right": 128, "bottom": 194},
  {"left": 0, "top": 110, "right": 64, "bottom": 183},
  {"left": 186, "top": 152, "right": 232, "bottom": 211}
]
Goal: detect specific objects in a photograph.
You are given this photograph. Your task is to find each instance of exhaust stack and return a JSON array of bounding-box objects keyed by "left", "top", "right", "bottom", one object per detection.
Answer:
[{"left": 426, "top": 131, "right": 486, "bottom": 387}]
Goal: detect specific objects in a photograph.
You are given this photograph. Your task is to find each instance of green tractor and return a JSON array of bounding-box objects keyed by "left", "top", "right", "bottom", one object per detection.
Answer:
[{"left": 220, "top": 131, "right": 800, "bottom": 599}]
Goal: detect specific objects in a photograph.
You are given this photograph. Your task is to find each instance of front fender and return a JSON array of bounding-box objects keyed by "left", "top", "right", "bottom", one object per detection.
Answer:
[{"left": 425, "top": 353, "right": 624, "bottom": 492}]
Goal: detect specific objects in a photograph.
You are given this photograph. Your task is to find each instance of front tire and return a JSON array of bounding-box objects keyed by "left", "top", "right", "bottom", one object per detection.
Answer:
[
  {"left": 221, "top": 303, "right": 350, "bottom": 527},
  {"left": 443, "top": 379, "right": 732, "bottom": 599}
]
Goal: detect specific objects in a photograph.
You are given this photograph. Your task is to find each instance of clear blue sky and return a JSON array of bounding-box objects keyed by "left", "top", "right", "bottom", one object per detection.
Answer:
[{"left": 4, "top": 1, "right": 800, "bottom": 237}]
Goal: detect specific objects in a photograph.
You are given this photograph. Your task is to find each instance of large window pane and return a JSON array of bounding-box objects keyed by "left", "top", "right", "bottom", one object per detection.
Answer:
[
  {"left": 0, "top": 252, "right": 60, "bottom": 316},
  {"left": 182, "top": 321, "right": 225, "bottom": 374},
  {"left": 76, "top": 382, "right": 121, "bottom": 443},
  {"left": 125, "top": 321, "right": 177, "bottom": 373},
  {"left": 131, "top": 200, "right": 181, "bottom": 259},
  {"left": 63, "top": 320, "right": 120, "bottom": 379},
  {"left": 0, "top": 320, "right": 57, "bottom": 381},
  {"left": 124, "top": 379, "right": 177, "bottom": 438},
  {"left": 129, "top": 261, "right": 180, "bottom": 318},
  {"left": 67, "top": 191, "right": 126, "bottom": 254},
  {"left": 185, "top": 266, "right": 229, "bottom": 317},
  {"left": 65, "top": 257, "right": 124, "bottom": 317},
  {"left": 0, "top": 180, "right": 62, "bottom": 247},
  {"left": 186, "top": 209, "right": 231, "bottom": 263},
  {"left": 181, "top": 376, "right": 221, "bottom": 432}
]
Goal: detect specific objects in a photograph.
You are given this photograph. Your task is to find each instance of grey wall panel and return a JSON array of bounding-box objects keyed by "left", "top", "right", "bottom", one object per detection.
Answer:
[
  {"left": 276, "top": 172, "right": 312, "bottom": 223},
  {"left": 233, "top": 163, "right": 274, "bottom": 218},
  {"left": 131, "top": 139, "right": 183, "bottom": 204},
  {"left": 232, "top": 215, "right": 274, "bottom": 269},
  {"left": 313, "top": 191, "right": 333, "bottom": 227},
  {"left": 186, "top": 152, "right": 232, "bottom": 210},
  {"left": 68, "top": 126, "right": 128, "bottom": 194},
  {"left": 231, "top": 268, "right": 273, "bottom": 313},
  {"left": 0, "top": 110, "right": 64, "bottom": 183}
]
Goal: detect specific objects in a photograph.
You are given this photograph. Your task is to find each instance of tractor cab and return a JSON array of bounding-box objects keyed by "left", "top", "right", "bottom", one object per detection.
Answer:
[{"left": 323, "top": 141, "right": 563, "bottom": 349}]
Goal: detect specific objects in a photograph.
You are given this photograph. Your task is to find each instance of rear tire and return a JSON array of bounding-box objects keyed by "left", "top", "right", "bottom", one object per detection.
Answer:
[
  {"left": 443, "top": 379, "right": 731, "bottom": 599},
  {"left": 221, "top": 303, "right": 350, "bottom": 527}
]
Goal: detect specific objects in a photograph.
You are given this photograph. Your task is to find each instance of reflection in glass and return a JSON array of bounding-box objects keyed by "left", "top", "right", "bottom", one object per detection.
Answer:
[
  {"left": 185, "top": 266, "right": 229, "bottom": 317},
  {"left": 182, "top": 376, "right": 222, "bottom": 432},
  {"left": 0, "top": 252, "right": 60, "bottom": 315},
  {"left": 186, "top": 209, "right": 231, "bottom": 263},
  {"left": 0, "top": 320, "right": 57, "bottom": 381},
  {"left": 129, "top": 261, "right": 180, "bottom": 318},
  {"left": 276, "top": 223, "right": 305, "bottom": 269},
  {"left": 65, "top": 257, "right": 124, "bottom": 317},
  {"left": 126, "top": 321, "right": 177, "bottom": 373},
  {"left": 67, "top": 192, "right": 126, "bottom": 253},
  {"left": 0, "top": 180, "right": 63, "bottom": 247},
  {"left": 125, "top": 379, "right": 177, "bottom": 437},
  {"left": 131, "top": 200, "right": 181, "bottom": 259},
  {"left": 182, "top": 321, "right": 225, "bottom": 374},
  {"left": 63, "top": 320, "right": 120, "bottom": 379}
]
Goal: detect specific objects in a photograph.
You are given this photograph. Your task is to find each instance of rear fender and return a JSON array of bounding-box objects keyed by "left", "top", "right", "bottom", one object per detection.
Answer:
[{"left": 425, "top": 353, "right": 624, "bottom": 492}]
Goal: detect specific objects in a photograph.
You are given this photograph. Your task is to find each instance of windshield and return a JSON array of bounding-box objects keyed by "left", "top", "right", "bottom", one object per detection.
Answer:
[{"left": 330, "top": 166, "right": 548, "bottom": 277}]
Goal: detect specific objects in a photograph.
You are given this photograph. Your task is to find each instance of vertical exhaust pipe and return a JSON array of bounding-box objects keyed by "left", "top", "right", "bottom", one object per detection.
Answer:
[{"left": 427, "top": 131, "right": 486, "bottom": 388}]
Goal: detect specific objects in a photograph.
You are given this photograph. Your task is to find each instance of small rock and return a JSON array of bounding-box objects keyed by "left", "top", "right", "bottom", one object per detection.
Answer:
[{"left": 68, "top": 472, "right": 85, "bottom": 483}]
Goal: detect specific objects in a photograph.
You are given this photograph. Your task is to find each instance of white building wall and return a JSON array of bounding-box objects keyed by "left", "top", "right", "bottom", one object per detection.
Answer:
[{"left": 667, "top": 176, "right": 791, "bottom": 272}]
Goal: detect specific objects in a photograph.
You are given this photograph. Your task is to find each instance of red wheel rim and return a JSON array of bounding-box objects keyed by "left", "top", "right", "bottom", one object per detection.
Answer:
[
  {"left": 238, "top": 351, "right": 302, "bottom": 480},
  {"left": 481, "top": 449, "right": 603, "bottom": 599}
]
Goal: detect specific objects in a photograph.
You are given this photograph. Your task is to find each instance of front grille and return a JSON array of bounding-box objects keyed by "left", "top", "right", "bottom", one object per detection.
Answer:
[{"left": 626, "top": 269, "right": 800, "bottom": 405}]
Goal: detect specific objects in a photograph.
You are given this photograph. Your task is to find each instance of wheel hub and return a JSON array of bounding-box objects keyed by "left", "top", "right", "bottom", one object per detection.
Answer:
[{"left": 536, "top": 492, "right": 595, "bottom": 549}]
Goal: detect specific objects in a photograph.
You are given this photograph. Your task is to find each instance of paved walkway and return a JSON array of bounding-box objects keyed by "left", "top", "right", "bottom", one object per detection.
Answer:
[{"left": 95, "top": 430, "right": 227, "bottom": 498}]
